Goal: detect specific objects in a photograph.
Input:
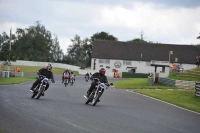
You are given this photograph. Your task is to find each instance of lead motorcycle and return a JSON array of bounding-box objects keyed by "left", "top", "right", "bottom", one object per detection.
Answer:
[
  {"left": 31, "top": 75, "right": 51, "bottom": 99},
  {"left": 84, "top": 78, "right": 113, "bottom": 106},
  {"left": 63, "top": 73, "right": 70, "bottom": 87}
]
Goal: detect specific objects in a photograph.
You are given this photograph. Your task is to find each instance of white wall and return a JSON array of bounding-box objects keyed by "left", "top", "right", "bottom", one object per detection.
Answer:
[
  {"left": 91, "top": 58, "right": 197, "bottom": 78},
  {"left": 0, "top": 59, "right": 197, "bottom": 78}
]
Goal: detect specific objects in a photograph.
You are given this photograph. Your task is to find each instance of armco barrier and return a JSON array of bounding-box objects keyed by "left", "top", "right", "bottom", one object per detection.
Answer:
[{"left": 195, "top": 82, "right": 200, "bottom": 96}]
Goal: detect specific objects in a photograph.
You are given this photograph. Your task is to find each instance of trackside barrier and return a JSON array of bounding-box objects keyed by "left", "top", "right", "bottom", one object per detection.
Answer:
[
  {"left": 148, "top": 77, "right": 195, "bottom": 89},
  {"left": 195, "top": 82, "right": 200, "bottom": 96}
]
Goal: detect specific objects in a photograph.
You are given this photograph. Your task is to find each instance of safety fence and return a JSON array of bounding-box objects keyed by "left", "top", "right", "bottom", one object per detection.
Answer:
[
  {"left": 195, "top": 82, "right": 200, "bottom": 96},
  {"left": 148, "top": 77, "right": 195, "bottom": 89}
]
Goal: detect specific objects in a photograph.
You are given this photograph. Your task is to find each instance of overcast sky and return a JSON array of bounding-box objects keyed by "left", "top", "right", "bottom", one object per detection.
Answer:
[{"left": 0, "top": 0, "right": 200, "bottom": 54}]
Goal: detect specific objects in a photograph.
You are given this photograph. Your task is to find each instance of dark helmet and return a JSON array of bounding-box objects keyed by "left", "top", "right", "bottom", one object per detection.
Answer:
[
  {"left": 99, "top": 68, "right": 106, "bottom": 76},
  {"left": 47, "top": 63, "right": 52, "bottom": 71}
]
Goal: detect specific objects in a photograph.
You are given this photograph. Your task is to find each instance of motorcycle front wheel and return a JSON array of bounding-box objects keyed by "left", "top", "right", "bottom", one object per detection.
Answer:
[
  {"left": 36, "top": 86, "right": 44, "bottom": 99},
  {"left": 85, "top": 93, "right": 94, "bottom": 104},
  {"left": 92, "top": 92, "right": 101, "bottom": 106}
]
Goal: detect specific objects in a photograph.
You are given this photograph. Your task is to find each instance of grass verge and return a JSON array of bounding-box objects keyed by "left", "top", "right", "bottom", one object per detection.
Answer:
[
  {"left": 113, "top": 78, "right": 177, "bottom": 89},
  {"left": 134, "top": 89, "right": 200, "bottom": 113},
  {"left": 2, "top": 65, "right": 81, "bottom": 75},
  {"left": 0, "top": 77, "right": 36, "bottom": 85},
  {"left": 114, "top": 78, "right": 200, "bottom": 113}
]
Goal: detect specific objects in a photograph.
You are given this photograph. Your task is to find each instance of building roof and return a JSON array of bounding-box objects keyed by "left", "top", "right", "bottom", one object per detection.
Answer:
[{"left": 92, "top": 40, "right": 200, "bottom": 64}]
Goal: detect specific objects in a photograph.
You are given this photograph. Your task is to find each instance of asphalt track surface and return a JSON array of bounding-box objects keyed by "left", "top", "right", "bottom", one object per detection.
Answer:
[{"left": 0, "top": 76, "right": 200, "bottom": 133}]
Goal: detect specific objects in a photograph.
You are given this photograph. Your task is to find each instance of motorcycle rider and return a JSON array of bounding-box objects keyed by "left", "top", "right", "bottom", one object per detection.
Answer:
[
  {"left": 62, "top": 69, "right": 70, "bottom": 84},
  {"left": 30, "top": 64, "right": 55, "bottom": 96},
  {"left": 85, "top": 72, "right": 89, "bottom": 81},
  {"left": 70, "top": 71, "right": 76, "bottom": 82},
  {"left": 85, "top": 68, "right": 108, "bottom": 99}
]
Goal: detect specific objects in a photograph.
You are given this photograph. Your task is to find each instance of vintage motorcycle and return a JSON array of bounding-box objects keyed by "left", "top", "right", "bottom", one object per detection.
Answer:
[
  {"left": 84, "top": 78, "right": 113, "bottom": 106},
  {"left": 70, "top": 75, "right": 75, "bottom": 85},
  {"left": 63, "top": 73, "right": 70, "bottom": 87},
  {"left": 85, "top": 75, "right": 89, "bottom": 82},
  {"left": 31, "top": 75, "right": 51, "bottom": 99}
]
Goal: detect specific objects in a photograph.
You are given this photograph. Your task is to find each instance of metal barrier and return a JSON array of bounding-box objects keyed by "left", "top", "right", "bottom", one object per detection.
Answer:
[{"left": 195, "top": 82, "right": 200, "bottom": 96}]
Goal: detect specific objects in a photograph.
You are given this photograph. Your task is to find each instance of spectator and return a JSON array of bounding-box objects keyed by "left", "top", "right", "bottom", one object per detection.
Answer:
[
  {"left": 14, "top": 67, "right": 18, "bottom": 72},
  {"left": 196, "top": 56, "right": 199, "bottom": 67},
  {"left": 1, "top": 67, "right": 4, "bottom": 71},
  {"left": 177, "top": 65, "right": 181, "bottom": 72},
  {"left": 17, "top": 66, "right": 20, "bottom": 72},
  {"left": 172, "top": 62, "right": 178, "bottom": 71}
]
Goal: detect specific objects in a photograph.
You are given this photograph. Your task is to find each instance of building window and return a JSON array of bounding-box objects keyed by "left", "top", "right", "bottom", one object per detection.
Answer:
[
  {"left": 123, "top": 60, "right": 131, "bottom": 65},
  {"left": 99, "top": 59, "right": 110, "bottom": 64},
  {"left": 99, "top": 59, "right": 104, "bottom": 63},
  {"left": 105, "top": 59, "right": 110, "bottom": 64}
]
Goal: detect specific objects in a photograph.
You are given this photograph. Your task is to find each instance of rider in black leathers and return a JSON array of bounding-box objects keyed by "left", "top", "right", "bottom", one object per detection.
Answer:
[
  {"left": 85, "top": 68, "right": 108, "bottom": 98},
  {"left": 30, "top": 64, "right": 55, "bottom": 95},
  {"left": 85, "top": 72, "right": 89, "bottom": 80}
]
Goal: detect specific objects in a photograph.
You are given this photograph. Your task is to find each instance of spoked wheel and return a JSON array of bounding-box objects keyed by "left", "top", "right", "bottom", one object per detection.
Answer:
[
  {"left": 85, "top": 93, "right": 93, "bottom": 104},
  {"left": 71, "top": 80, "right": 73, "bottom": 85},
  {"left": 92, "top": 93, "right": 101, "bottom": 106},
  {"left": 64, "top": 79, "right": 68, "bottom": 87},
  {"left": 36, "top": 87, "right": 44, "bottom": 99},
  {"left": 31, "top": 91, "right": 37, "bottom": 98}
]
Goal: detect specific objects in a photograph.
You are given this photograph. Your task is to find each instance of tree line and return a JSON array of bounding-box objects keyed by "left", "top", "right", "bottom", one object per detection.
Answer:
[{"left": 1, "top": 22, "right": 199, "bottom": 67}]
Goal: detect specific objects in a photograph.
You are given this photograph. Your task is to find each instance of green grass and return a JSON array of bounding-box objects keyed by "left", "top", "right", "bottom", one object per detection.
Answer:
[
  {"left": 2, "top": 65, "right": 80, "bottom": 75},
  {"left": 134, "top": 89, "right": 200, "bottom": 113},
  {"left": 168, "top": 72, "right": 200, "bottom": 81},
  {"left": 113, "top": 78, "right": 177, "bottom": 89},
  {"left": 0, "top": 76, "right": 36, "bottom": 85}
]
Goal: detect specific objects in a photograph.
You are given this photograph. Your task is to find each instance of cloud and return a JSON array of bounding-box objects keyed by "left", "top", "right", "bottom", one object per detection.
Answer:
[
  {"left": 94, "top": 3, "right": 200, "bottom": 44},
  {"left": 0, "top": 0, "right": 200, "bottom": 54}
]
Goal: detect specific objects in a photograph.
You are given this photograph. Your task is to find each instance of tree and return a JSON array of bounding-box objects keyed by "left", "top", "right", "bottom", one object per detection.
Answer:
[
  {"left": 87, "top": 31, "right": 118, "bottom": 66},
  {"left": 91, "top": 31, "right": 118, "bottom": 41},
  {"left": 12, "top": 22, "right": 63, "bottom": 61},
  {"left": 51, "top": 35, "right": 64, "bottom": 61},
  {"left": 197, "top": 33, "right": 200, "bottom": 39},
  {"left": 127, "top": 38, "right": 148, "bottom": 43}
]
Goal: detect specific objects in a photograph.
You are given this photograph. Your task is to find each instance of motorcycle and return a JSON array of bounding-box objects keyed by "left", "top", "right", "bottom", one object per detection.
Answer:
[
  {"left": 63, "top": 73, "right": 70, "bottom": 87},
  {"left": 31, "top": 75, "right": 51, "bottom": 99},
  {"left": 70, "top": 75, "right": 75, "bottom": 85},
  {"left": 84, "top": 78, "right": 113, "bottom": 106},
  {"left": 85, "top": 75, "right": 89, "bottom": 82}
]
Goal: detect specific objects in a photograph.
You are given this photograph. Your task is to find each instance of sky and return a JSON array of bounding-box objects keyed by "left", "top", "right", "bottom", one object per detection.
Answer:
[{"left": 0, "top": 0, "right": 200, "bottom": 54}]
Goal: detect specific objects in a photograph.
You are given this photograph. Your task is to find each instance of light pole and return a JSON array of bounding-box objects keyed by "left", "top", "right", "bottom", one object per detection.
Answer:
[{"left": 169, "top": 51, "right": 173, "bottom": 64}]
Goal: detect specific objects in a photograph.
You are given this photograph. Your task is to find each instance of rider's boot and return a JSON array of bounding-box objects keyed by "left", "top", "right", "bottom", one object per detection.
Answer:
[{"left": 30, "top": 87, "right": 34, "bottom": 93}]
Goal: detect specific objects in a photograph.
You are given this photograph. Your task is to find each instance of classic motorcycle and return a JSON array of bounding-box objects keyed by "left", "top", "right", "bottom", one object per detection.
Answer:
[
  {"left": 31, "top": 76, "right": 51, "bottom": 99},
  {"left": 63, "top": 73, "right": 70, "bottom": 87},
  {"left": 84, "top": 78, "right": 113, "bottom": 106},
  {"left": 85, "top": 75, "right": 89, "bottom": 82},
  {"left": 70, "top": 75, "right": 75, "bottom": 85}
]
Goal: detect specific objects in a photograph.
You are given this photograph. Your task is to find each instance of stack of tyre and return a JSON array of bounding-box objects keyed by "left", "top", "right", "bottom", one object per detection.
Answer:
[{"left": 195, "top": 82, "right": 200, "bottom": 96}]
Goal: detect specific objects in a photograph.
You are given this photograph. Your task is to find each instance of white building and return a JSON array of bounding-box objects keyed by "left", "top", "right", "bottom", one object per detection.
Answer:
[{"left": 91, "top": 40, "right": 199, "bottom": 78}]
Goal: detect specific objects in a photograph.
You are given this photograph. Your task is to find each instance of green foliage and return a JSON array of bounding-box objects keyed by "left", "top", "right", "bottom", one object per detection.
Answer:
[
  {"left": 0, "top": 77, "right": 36, "bottom": 85},
  {"left": 91, "top": 31, "right": 118, "bottom": 41},
  {"left": 128, "top": 38, "right": 148, "bottom": 43},
  {"left": 197, "top": 33, "right": 200, "bottom": 39},
  {"left": 0, "top": 21, "right": 63, "bottom": 62}
]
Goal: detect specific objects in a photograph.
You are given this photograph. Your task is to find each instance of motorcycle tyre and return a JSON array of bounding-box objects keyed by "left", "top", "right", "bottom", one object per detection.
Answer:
[{"left": 92, "top": 93, "right": 101, "bottom": 106}]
